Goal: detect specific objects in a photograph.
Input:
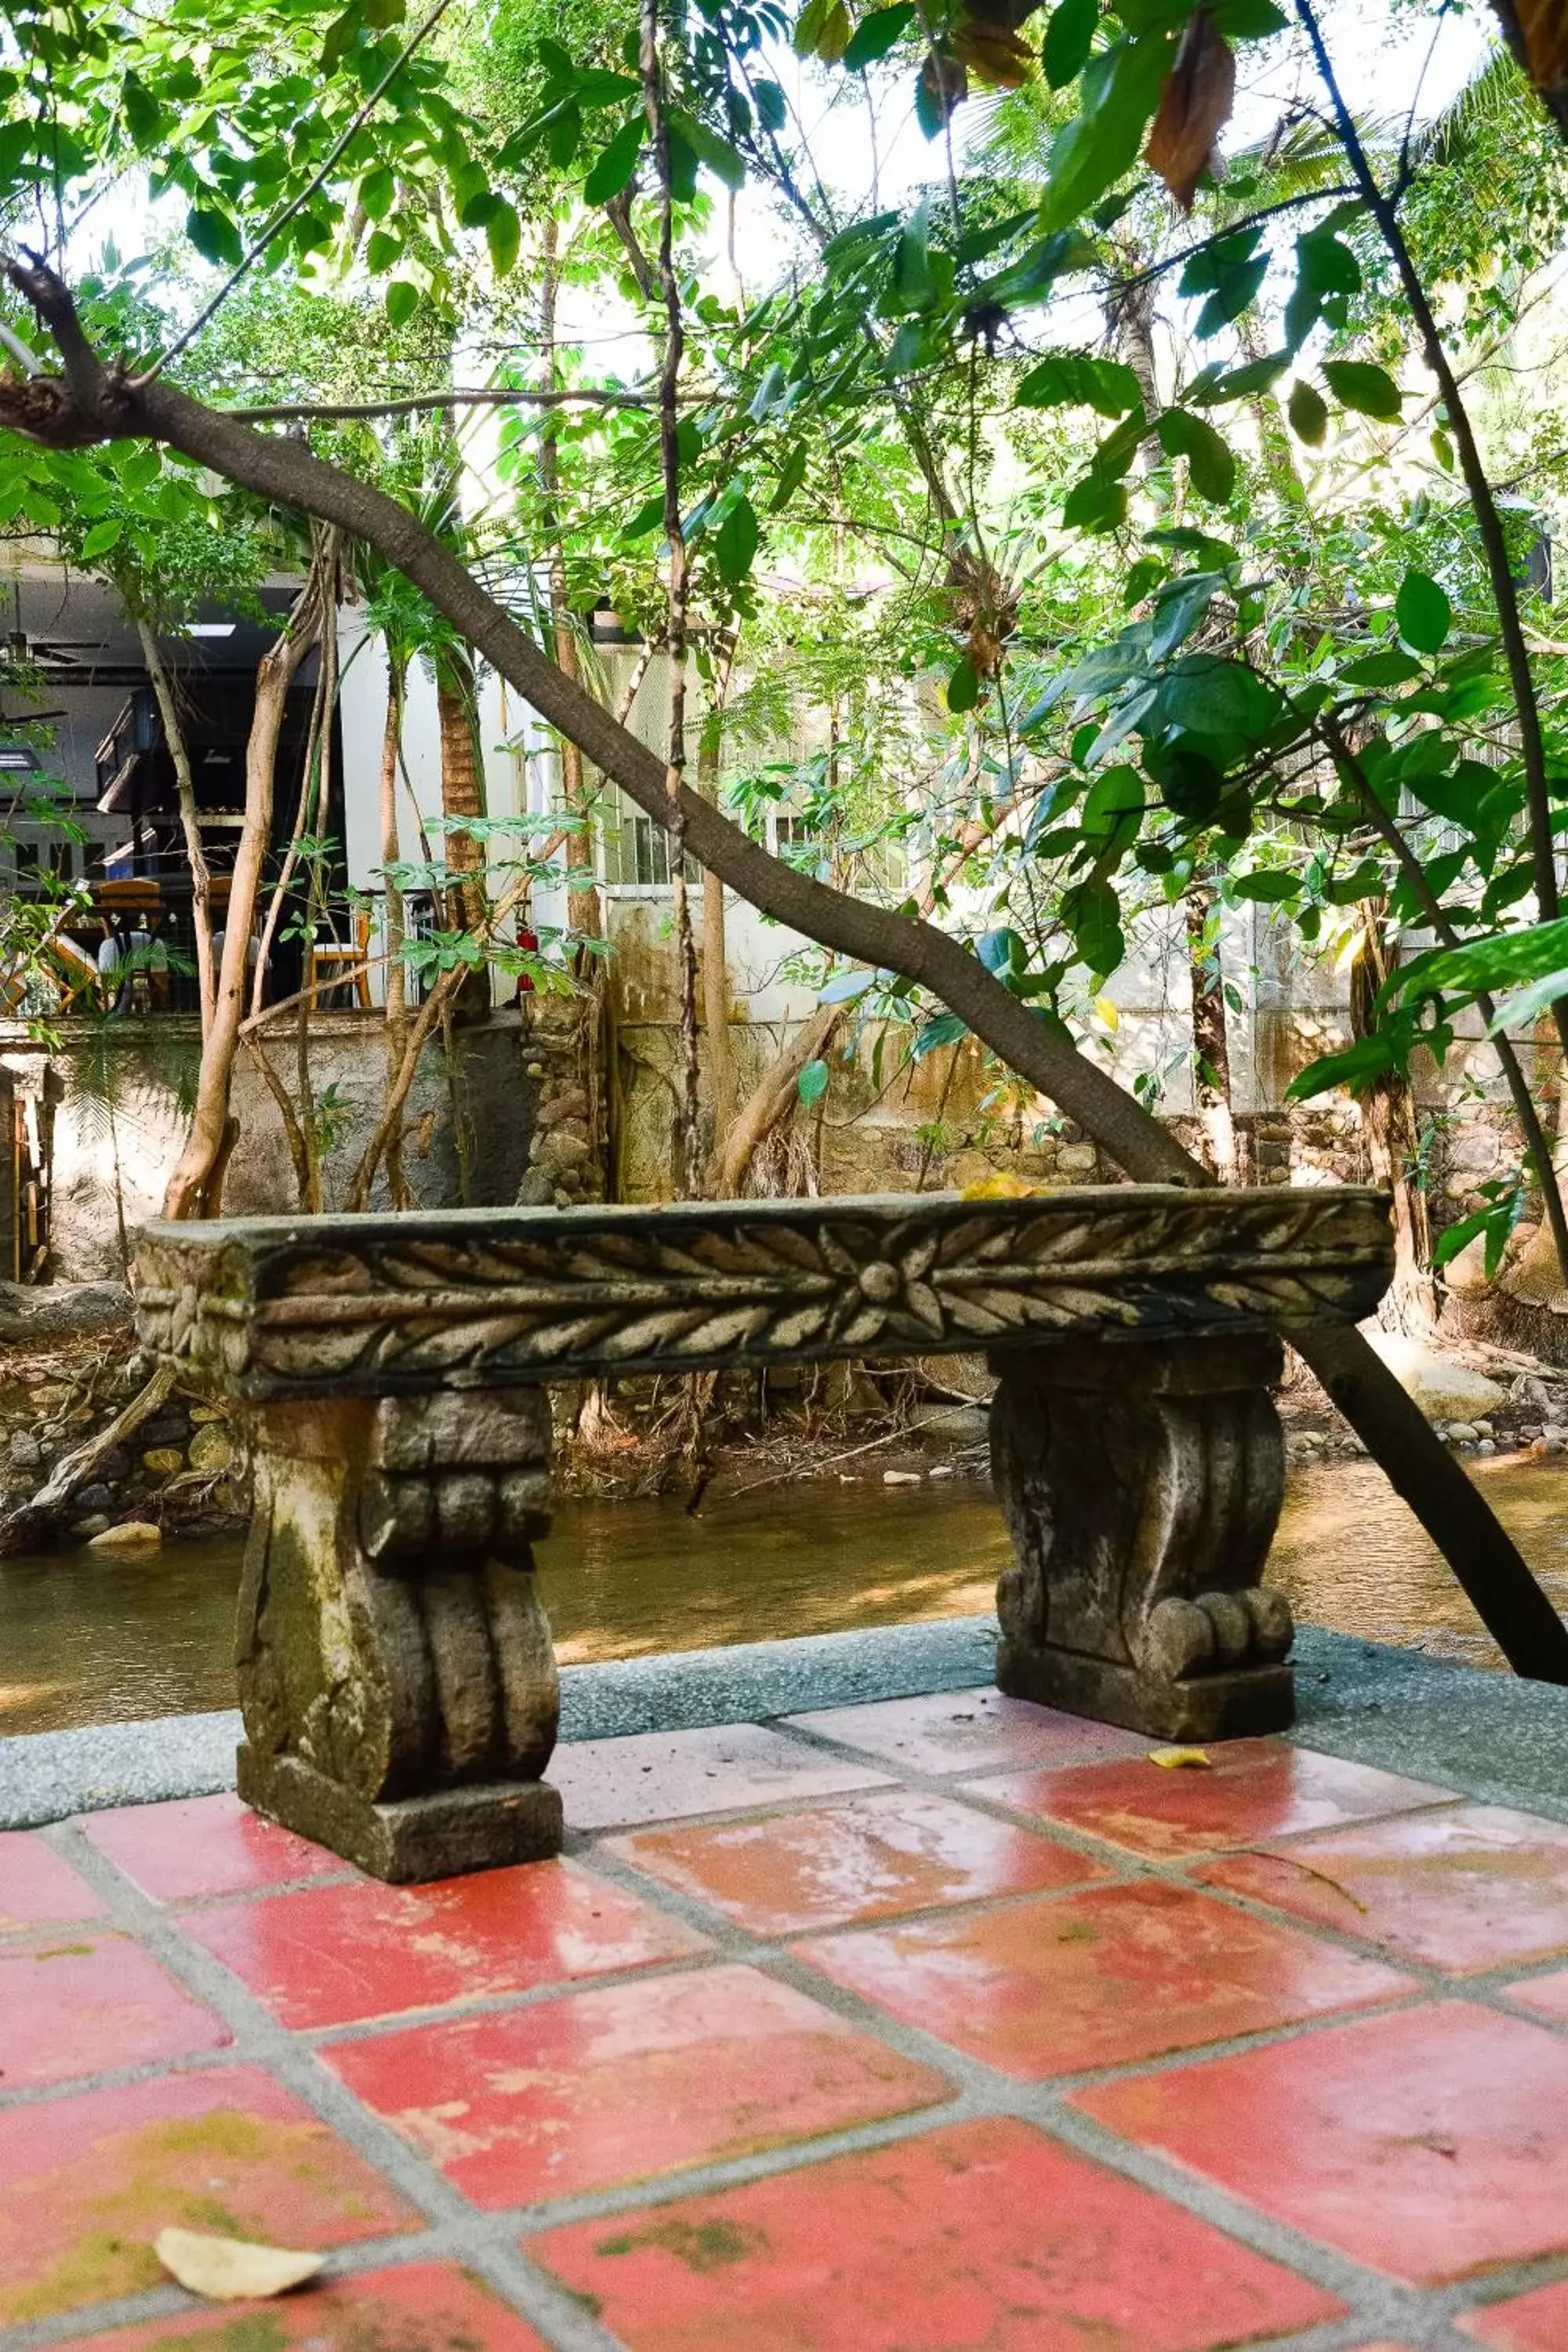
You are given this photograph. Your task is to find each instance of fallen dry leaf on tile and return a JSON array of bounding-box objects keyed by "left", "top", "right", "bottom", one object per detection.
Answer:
[
  {"left": 1149, "top": 1746, "right": 1212, "bottom": 1769},
  {"left": 154, "top": 2229, "right": 325, "bottom": 2302}
]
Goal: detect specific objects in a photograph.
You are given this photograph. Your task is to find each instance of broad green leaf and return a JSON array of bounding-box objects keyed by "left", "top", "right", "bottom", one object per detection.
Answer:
[
  {"left": 1016, "top": 351, "right": 1142, "bottom": 417},
  {"left": 892, "top": 198, "right": 934, "bottom": 310},
  {"left": 583, "top": 115, "right": 644, "bottom": 205},
  {"left": 187, "top": 206, "right": 241, "bottom": 267},
  {"left": 1286, "top": 1033, "right": 1399, "bottom": 1100},
  {"left": 1154, "top": 656, "right": 1275, "bottom": 736},
  {"left": 486, "top": 201, "right": 521, "bottom": 278},
  {"left": 770, "top": 444, "right": 809, "bottom": 510},
  {"left": 1156, "top": 409, "right": 1236, "bottom": 503},
  {"left": 1323, "top": 359, "right": 1403, "bottom": 421},
  {"left": 358, "top": 163, "right": 395, "bottom": 220},
  {"left": 1287, "top": 379, "right": 1328, "bottom": 445},
  {"left": 1389, "top": 918, "right": 1568, "bottom": 1011},
  {"left": 78, "top": 517, "right": 122, "bottom": 559},
  {"left": 1041, "top": 33, "right": 1174, "bottom": 230},
  {"left": 1044, "top": 0, "right": 1098, "bottom": 86},
  {"left": 622, "top": 492, "right": 667, "bottom": 539},
  {"left": 681, "top": 114, "right": 747, "bottom": 191},
  {"left": 946, "top": 654, "right": 982, "bottom": 713},
  {"left": 1061, "top": 477, "right": 1129, "bottom": 532},
  {"left": 1340, "top": 648, "right": 1421, "bottom": 688},
  {"left": 797, "top": 1058, "right": 830, "bottom": 1105},
  {"left": 1231, "top": 870, "right": 1298, "bottom": 902},
  {"left": 753, "top": 78, "right": 788, "bottom": 130},
  {"left": 384, "top": 279, "right": 419, "bottom": 327},
  {"left": 716, "top": 495, "right": 760, "bottom": 584},
  {"left": 843, "top": 3, "right": 916, "bottom": 68},
  {"left": 1061, "top": 877, "right": 1125, "bottom": 975},
  {"left": 365, "top": 227, "right": 401, "bottom": 272},
  {"left": 750, "top": 361, "right": 788, "bottom": 419},
  {"left": 666, "top": 127, "right": 699, "bottom": 201},
  {"left": 1395, "top": 568, "right": 1453, "bottom": 655},
  {"left": 1195, "top": 257, "right": 1268, "bottom": 339}
]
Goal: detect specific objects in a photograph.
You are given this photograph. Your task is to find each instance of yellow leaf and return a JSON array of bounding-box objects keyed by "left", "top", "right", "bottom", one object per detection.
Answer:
[
  {"left": 1149, "top": 1745, "right": 1211, "bottom": 1769},
  {"left": 154, "top": 2230, "right": 325, "bottom": 2303},
  {"left": 1094, "top": 995, "right": 1120, "bottom": 1032},
  {"left": 960, "top": 1172, "right": 1050, "bottom": 1199}
]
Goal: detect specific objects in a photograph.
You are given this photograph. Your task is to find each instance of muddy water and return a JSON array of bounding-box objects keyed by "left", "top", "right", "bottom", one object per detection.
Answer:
[{"left": 2, "top": 1458, "right": 1566, "bottom": 1738}]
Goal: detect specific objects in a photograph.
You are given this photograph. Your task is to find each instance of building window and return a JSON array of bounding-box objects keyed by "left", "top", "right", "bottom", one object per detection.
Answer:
[{"left": 597, "top": 781, "right": 698, "bottom": 891}]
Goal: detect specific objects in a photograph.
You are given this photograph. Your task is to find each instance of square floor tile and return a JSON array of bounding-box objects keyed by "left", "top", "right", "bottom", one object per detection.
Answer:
[
  {"left": 325, "top": 1962, "right": 953, "bottom": 2209},
  {"left": 532, "top": 2114, "right": 1343, "bottom": 2350},
  {"left": 1500, "top": 1965, "right": 1568, "bottom": 2023},
  {"left": 1200, "top": 1806, "right": 1568, "bottom": 1973},
  {"left": 794, "top": 1878, "right": 1414, "bottom": 2078},
  {"left": 0, "top": 1831, "right": 106, "bottom": 1935},
  {"left": 972, "top": 1740, "right": 1454, "bottom": 1861},
  {"left": 1459, "top": 2279, "right": 1568, "bottom": 2347},
  {"left": 551, "top": 1724, "right": 891, "bottom": 1831},
  {"left": 185, "top": 1857, "right": 709, "bottom": 2030},
  {"left": 1076, "top": 2001, "right": 1568, "bottom": 2285},
  {"left": 82, "top": 1793, "right": 350, "bottom": 1903},
  {"left": 65, "top": 2263, "right": 552, "bottom": 2350},
  {"left": 0, "top": 1931, "right": 230, "bottom": 2091},
  {"left": 783, "top": 1688, "right": 1148, "bottom": 1775},
  {"left": 0, "top": 2065, "right": 414, "bottom": 2325},
  {"left": 605, "top": 1788, "right": 1113, "bottom": 1937}
]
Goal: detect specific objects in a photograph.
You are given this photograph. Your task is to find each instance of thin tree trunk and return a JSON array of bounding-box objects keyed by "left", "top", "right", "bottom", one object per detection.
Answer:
[
  {"left": 539, "top": 216, "right": 604, "bottom": 945},
  {"left": 135, "top": 619, "right": 214, "bottom": 1036},
  {"left": 718, "top": 1004, "right": 842, "bottom": 1196},
  {"left": 1184, "top": 882, "right": 1241, "bottom": 1182},
  {"left": 436, "top": 648, "right": 487, "bottom": 941},
  {"left": 1351, "top": 904, "right": 1437, "bottom": 1334},
  {"left": 162, "top": 575, "right": 325, "bottom": 1219},
  {"left": 698, "top": 691, "right": 738, "bottom": 1163},
  {"left": 250, "top": 530, "right": 341, "bottom": 1018},
  {"left": 379, "top": 660, "right": 412, "bottom": 1207}
]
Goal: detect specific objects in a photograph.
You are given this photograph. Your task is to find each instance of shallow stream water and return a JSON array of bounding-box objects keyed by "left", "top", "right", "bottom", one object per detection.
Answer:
[{"left": 2, "top": 1457, "right": 1566, "bottom": 1739}]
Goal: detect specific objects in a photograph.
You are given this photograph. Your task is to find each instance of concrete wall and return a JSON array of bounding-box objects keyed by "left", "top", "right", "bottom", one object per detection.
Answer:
[{"left": 0, "top": 1009, "right": 551, "bottom": 1282}]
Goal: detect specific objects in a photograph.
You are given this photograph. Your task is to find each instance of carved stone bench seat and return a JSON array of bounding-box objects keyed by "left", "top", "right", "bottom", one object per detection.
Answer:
[{"left": 132, "top": 1187, "right": 1392, "bottom": 1881}]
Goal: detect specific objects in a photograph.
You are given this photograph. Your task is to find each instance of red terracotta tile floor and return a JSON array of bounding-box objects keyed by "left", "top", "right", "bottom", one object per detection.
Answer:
[{"left": 8, "top": 1704, "right": 1568, "bottom": 2350}]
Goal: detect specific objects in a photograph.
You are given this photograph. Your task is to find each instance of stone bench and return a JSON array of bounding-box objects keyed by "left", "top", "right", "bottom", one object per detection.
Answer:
[{"left": 132, "top": 1186, "right": 1392, "bottom": 1880}]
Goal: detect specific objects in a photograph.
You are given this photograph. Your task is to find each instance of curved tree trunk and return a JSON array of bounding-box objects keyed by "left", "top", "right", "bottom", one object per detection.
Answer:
[{"left": 162, "top": 577, "right": 325, "bottom": 1220}]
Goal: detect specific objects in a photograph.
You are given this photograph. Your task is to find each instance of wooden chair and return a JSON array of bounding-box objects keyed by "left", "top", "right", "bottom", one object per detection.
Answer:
[{"left": 308, "top": 908, "right": 373, "bottom": 1010}]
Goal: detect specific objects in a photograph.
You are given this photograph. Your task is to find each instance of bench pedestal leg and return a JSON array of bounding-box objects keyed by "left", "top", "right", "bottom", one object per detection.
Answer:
[
  {"left": 990, "top": 1335, "right": 1294, "bottom": 1741},
  {"left": 234, "top": 1388, "right": 561, "bottom": 1882}
]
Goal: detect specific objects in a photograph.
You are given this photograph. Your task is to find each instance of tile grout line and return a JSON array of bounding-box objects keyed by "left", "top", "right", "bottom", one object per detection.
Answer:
[{"left": 8, "top": 1741, "right": 1568, "bottom": 2350}]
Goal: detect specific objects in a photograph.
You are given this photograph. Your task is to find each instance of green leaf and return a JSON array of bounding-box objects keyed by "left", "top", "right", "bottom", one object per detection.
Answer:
[
  {"left": 1195, "top": 256, "right": 1268, "bottom": 339},
  {"left": 843, "top": 3, "right": 916, "bottom": 68},
  {"left": 583, "top": 114, "right": 644, "bottom": 205},
  {"left": 486, "top": 200, "right": 521, "bottom": 278},
  {"left": 1286, "top": 1033, "right": 1399, "bottom": 1100},
  {"left": 365, "top": 227, "right": 401, "bottom": 272},
  {"left": 1154, "top": 656, "right": 1275, "bottom": 737},
  {"left": 681, "top": 114, "right": 747, "bottom": 191},
  {"left": 1042, "top": 33, "right": 1174, "bottom": 230},
  {"left": 622, "top": 492, "right": 667, "bottom": 539},
  {"left": 666, "top": 126, "right": 699, "bottom": 201},
  {"left": 1061, "top": 477, "right": 1129, "bottom": 532},
  {"left": 1287, "top": 379, "right": 1328, "bottom": 445},
  {"left": 715, "top": 494, "right": 760, "bottom": 586},
  {"left": 891, "top": 198, "right": 934, "bottom": 310},
  {"left": 121, "top": 69, "right": 162, "bottom": 149},
  {"left": 1323, "top": 359, "right": 1403, "bottom": 421},
  {"left": 1231, "top": 870, "right": 1298, "bottom": 902},
  {"left": 1016, "top": 350, "right": 1142, "bottom": 417},
  {"left": 1044, "top": 0, "right": 1098, "bottom": 86},
  {"left": 78, "top": 517, "right": 123, "bottom": 560},
  {"left": 797, "top": 1058, "right": 830, "bottom": 1106},
  {"left": 1340, "top": 648, "right": 1421, "bottom": 688},
  {"left": 770, "top": 444, "right": 809, "bottom": 510},
  {"left": 946, "top": 654, "right": 982, "bottom": 713},
  {"left": 1156, "top": 408, "right": 1236, "bottom": 503},
  {"left": 384, "top": 278, "right": 419, "bottom": 327},
  {"left": 358, "top": 163, "right": 395, "bottom": 220},
  {"left": 753, "top": 77, "right": 788, "bottom": 130},
  {"left": 1061, "top": 877, "right": 1125, "bottom": 975},
  {"left": 1395, "top": 567, "right": 1453, "bottom": 655},
  {"left": 187, "top": 206, "right": 242, "bottom": 267}
]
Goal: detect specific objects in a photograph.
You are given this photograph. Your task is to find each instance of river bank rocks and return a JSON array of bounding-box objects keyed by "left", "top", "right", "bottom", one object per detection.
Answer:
[{"left": 0, "top": 1302, "right": 244, "bottom": 1549}]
